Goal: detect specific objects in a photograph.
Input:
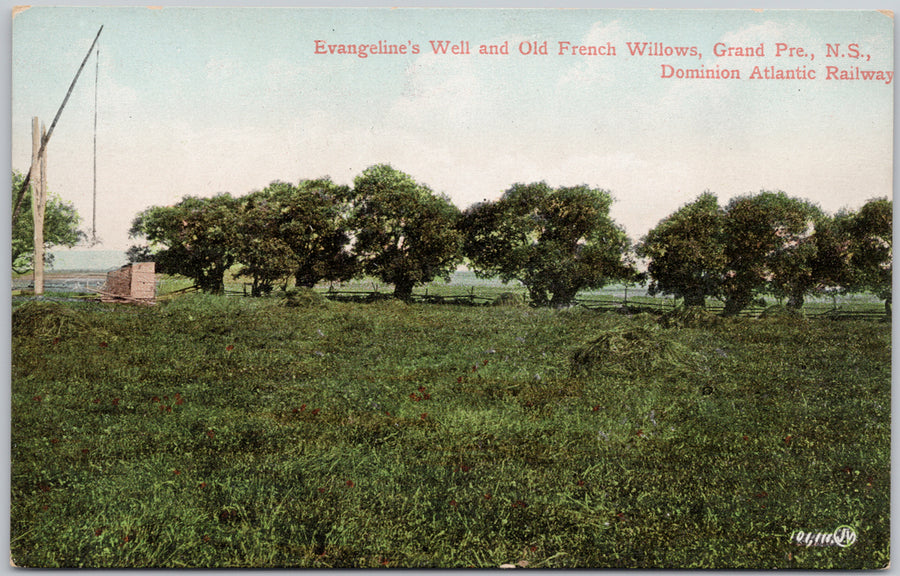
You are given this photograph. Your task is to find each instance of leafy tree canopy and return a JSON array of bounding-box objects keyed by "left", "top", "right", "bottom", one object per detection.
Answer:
[
  {"left": 637, "top": 192, "right": 726, "bottom": 308},
  {"left": 231, "top": 179, "right": 356, "bottom": 296},
  {"left": 128, "top": 194, "right": 238, "bottom": 293},
  {"left": 721, "top": 190, "right": 824, "bottom": 314},
  {"left": 461, "top": 182, "right": 632, "bottom": 307},
  {"left": 843, "top": 197, "right": 892, "bottom": 311},
  {"left": 11, "top": 170, "right": 84, "bottom": 274},
  {"left": 350, "top": 164, "right": 463, "bottom": 299}
]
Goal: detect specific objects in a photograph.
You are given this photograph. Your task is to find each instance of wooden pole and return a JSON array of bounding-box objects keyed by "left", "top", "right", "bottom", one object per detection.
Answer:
[
  {"left": 12, "top": 25, "right": 103, "bottom": 223},
  {"left": 31, "top": 118, "right": 48, "bottom": 296}
]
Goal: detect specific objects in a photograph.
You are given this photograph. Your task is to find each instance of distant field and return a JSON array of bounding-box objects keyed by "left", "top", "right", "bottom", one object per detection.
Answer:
[{"left": 10, "top": 294, "right": 890, "bottom": 568}]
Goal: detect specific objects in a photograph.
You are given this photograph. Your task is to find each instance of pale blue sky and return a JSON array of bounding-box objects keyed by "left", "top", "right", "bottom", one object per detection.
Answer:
[{"left": 10, "top": 6, "right": 894, "bottom": 251}]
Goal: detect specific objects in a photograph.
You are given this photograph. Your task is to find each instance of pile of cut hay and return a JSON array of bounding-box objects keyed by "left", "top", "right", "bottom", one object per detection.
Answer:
[
  {"left": 658, "top": 306, "right": 722, "bottom": 329},
  {"left": 571, "top": 323, "right": 698, "bottom": 375},
  {"left": 12, "top": 301, "right": 104, "bottom": 340}
]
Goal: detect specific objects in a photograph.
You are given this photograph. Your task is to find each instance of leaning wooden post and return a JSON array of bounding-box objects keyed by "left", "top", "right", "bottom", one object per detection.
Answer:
[{"left": 31, "top": 117, "right": 48, "bottom": 296}]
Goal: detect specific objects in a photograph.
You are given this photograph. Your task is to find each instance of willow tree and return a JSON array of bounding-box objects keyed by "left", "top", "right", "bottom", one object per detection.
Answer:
[
  {"left": 721, "top": 190, "right": 823, "bottom": 315},
  {"left": 461, "top": 182, "right": 632, "bottom": 307},
  {"left": 129, "top": 194, "right": 238, "bottom": 293},
  {"left": 638, "top": 192, "right": 726, "bottom": 308},
  {"left": 349, "top": 164, "right": 462, "bottom": 299}
]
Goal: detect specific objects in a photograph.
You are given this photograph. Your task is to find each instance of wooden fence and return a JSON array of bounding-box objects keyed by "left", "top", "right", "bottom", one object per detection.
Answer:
[{"left": 242, "top": 284, "right": 887, "bottom": 320}]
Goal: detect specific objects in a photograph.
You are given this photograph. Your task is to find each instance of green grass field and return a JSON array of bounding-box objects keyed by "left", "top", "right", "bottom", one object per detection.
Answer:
[{"left": 11, "top": 291, "right": 890, "bottom": 568}]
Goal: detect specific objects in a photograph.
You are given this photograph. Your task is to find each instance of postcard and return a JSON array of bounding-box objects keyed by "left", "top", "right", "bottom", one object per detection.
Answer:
[{"left": 9, "top": 6, "right": 892, "bottom": 569}]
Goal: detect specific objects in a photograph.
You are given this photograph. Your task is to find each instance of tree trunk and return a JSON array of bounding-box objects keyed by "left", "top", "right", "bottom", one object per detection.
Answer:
[
  {"left": 549, "top": 288, "right": 577, "bottom": 309},
  {"left": 682, "top": 292, "right": 706, "bottom": 308},
  {"left": 526, "top": 286, "right": 549, "bottom": 307},
  {"left": 723, "top": 290, "right": 752, "bottom": 317},
  {"left": 393, "top": 278, "right": 415, "bottom": 301},
  {"left": 294, "top": 271, "right": 318, "bottom": 289},
  {"left": 199, "top": 271, "right": 225, "bottom": 294},
  {"left": 787, "top": 292, "right": 804, "bottom": 310}
]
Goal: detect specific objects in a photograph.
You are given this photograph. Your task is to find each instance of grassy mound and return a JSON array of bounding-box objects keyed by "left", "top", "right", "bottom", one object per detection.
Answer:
[
  {"left": 491, "top": 292, "right": 525, "bottom": 307},
  {"left": 12, "top": 301, "right": 102, "bottom": 340},
  {"left": 659, "top": 306, "right": 722, "bottom": 328},
  {"left": 758, "top": 304, "right": 806, "bottom": 321},
  {"left": 571, "top": 323, "right": 698, "bottom": 374},
  {"left": 279, "top": 288, "right": 328, "bottom": 308}
]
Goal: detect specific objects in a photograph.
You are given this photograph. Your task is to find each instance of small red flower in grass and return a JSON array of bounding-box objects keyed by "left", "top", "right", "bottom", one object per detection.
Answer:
[
  {"left": 743, "top": 435, "right": 750, "bottom": 441},
  {"left": 457, "top": 376, "right": 463, "bottom": 384},
  {"left": 226, "top": 344, "right": 234, "bottom": 351},
  {"left": 300, "top": 404, "right": 307, "bottom": 412},
  {"left": 175, "top": 397, "right": 184, "bottom": 406},
  {"left": 484, "top": 493, "right": 492, "bottom": 500},
  {"left": 311, "top": 408, "right": 320, "bottom": 416},
  {"left": 52, "top": 337, "right": 59, "bottom": 345},
  {"left": 784, "top": 435, "right": 792, "bottom": 444},
  {"left": 409, "top": 393, "right": 420, "bottom": 401},
  {"left": 173, "top": 469, "right": 181, "bottom": 475},
  {"left": 291, "top": 407, "right": 299, "bottom": 414},
  {"left": 318, "top": 487, "right": 327, "bottom": 493},
  {"left": 460, "top": 465, "right": 471, "bottom": 473},
  {"left": 636, "top": 429, "right": 644, "bottom": 437},
  {"left": 199, "top": 482, "right": 207, "bottom": 489},
  {"left": 345, "top": 480, "right": 355, "bottom": 487},
  {"left": 512, "top": 500, "right": 527, "bottom": 508},
  {"left": 576, "top": 480, "right": 585, "bottom": 486},
  {"left": 423, "top": 393, "right": 431, "bottom": 400},
  {"left": 418, "top": 386, "right": 426, "bottom": 393},
  {"left": 95, "top": 528, "right": 104, "bottom": 536},
  {"left": 591, "top": 405, "right": 600, "bottom": 412},
  {"left": 206, "top": 430, "right": 215, "bottom": 439},
  {"left": 33, "top": 395, "right": 42, "bottom": 402},
  {"left": 420, "top": 412, "right": 428, "bottom": 420},
  {"left": 203, "top": 535, "right": 211, "bottom": 543},
  {"left": 99, "top": 342, "right": 108, "bottom": 348},
  {"left": 81, "top": 448, "right": 89, "bottom": 454},
  {"left": 151, "top": 396, "right": 160, "bottom": 403},
  {"left": 123, "top": 535, "right": 131, "bottom": 543},
  {"left": 472, "top": 365, "right": 478, "bottom": 372},
  {"left": 450, "top": 499, "right": 458, "bottom": 507},
  {"left": 112, "top": 398, "right": 120, "bottom": 406}
]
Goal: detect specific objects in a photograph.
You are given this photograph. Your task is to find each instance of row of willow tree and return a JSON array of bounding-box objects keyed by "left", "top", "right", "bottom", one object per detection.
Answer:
[{"left": 128, "top": 163, "right": 892, "bottom": 315}]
